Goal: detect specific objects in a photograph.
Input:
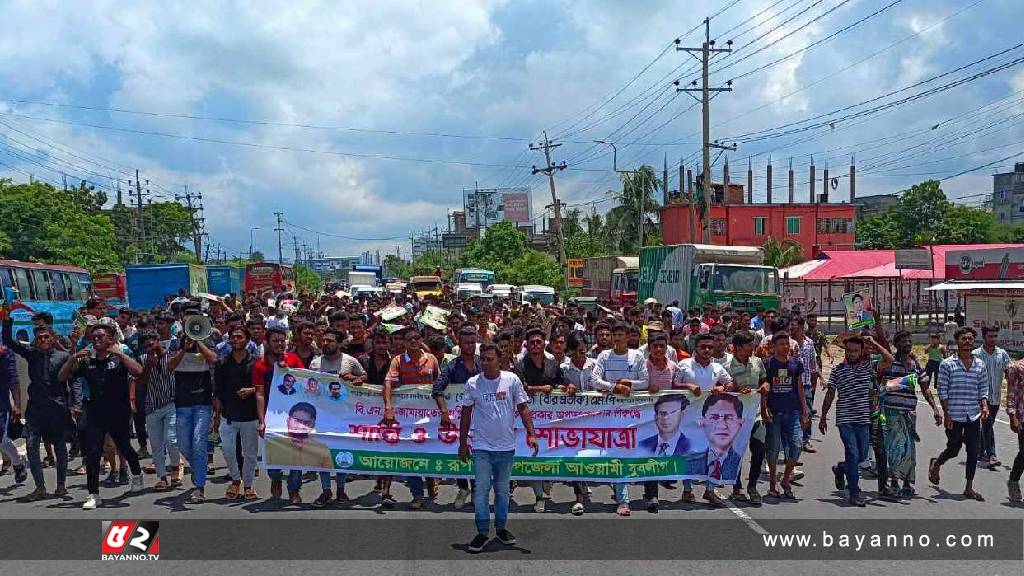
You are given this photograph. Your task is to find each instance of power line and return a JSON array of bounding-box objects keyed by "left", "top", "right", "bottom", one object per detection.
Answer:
[{"left": 282, "top": 219, "right": 408, "bottom": 241}]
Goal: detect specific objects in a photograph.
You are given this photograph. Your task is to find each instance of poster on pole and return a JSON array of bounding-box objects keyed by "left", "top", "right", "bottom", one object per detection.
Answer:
[{"left": 842, "top": 289, "right": 874, "bottom": 329}]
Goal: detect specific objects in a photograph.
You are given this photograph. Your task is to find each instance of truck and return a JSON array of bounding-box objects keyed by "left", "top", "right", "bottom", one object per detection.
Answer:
[
  {"left": 638, "top": 244, "right": 781, "bottom": 312},
  {"left": 92, "top": 272, "right": 127, "bottom": 309},
  {"left": 580, "top": 256, "right": 639, "bottom": 306},
  {"left": 206, "top": 265, "right": 244, "bottom": 296},
  {"left": 126, "top": 264, "right": 209, "bottom": 310},
  {"left": 352, "top": 264, "right": 384, "bottom": 285},
  {"left": 346, "top": 271, "right": 378, "bottom": 288}
]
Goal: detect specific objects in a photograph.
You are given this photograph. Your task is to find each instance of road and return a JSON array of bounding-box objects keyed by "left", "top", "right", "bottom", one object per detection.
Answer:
[{"left": 1, "top": 360, "right": 1021, "bottom": 575}]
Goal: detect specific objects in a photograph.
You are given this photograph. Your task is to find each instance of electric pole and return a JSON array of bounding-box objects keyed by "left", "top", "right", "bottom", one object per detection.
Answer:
[
  {"left": 134, "top": 170, "right": 147, "bottom": 257},
  {"left": 531, "top": 131, "right": 568, "bottom": 291},
  {"left": 678, "top": 17, "right": 734, "bottom": 243},
  {"left": 176, "top": 186, "right": 205, "bottom": 261},
  {"left": 274, "top": 211, "right": 285, "bottom": 265}
]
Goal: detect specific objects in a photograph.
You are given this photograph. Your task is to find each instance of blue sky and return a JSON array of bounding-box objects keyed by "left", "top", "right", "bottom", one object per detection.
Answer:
[{"left": 0, "top": 0, "right": 1021, "bottom": 259}]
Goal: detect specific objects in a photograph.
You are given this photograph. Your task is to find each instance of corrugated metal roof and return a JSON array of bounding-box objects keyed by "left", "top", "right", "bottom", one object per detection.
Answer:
[
  {"left": 926, "top": 281, "right": 1024, "bottom": 291},
  {"left": 784, "top": 244, "right": 1024, "bottom": 281}
]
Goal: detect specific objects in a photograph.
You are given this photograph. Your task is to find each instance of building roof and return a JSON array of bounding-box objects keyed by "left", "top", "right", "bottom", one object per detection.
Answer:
[
  {"left": 926, "top": 281, "right": 1024, "bottom": 291},
  {"left": 780, "top": 244, "right": 1024, "bottom": 281}
]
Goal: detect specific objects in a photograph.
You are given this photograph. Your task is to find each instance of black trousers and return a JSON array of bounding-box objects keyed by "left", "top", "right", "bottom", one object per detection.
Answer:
[
  {"left": 936, "top": 419, "right": 980, "bottom": 481},
  {"left": 734, "top": 423, "right": 766, "bottom": 491},
  {"left": 84, "top": 409, "right": 141, "bottom": 494},
  {"left": 1010, "top": 432, "right": 1024, "bottom": 483},
  {"left": 132, "top": 407, "right": 148, "bottom": 450}
]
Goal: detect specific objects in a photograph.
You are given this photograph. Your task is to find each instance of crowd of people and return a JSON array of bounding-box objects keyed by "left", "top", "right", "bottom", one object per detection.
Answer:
[{"left": 0, "top": 286, "right": 1020, "bottom": 547}]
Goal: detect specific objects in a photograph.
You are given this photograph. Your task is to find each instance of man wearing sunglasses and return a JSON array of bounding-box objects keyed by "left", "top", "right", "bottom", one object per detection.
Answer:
[{"left": 513, "top": 327, "right": 567, "bottom": 513}]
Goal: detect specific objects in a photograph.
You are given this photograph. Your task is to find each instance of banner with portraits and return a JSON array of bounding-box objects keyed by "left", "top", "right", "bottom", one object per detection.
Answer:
[{"left": 262, "top": 366, "right": 761, "bottom": 483}]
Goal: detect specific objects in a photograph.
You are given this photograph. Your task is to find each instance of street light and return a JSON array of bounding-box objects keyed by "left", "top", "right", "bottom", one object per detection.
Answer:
[
  {"left": 249, "top": 227, "right": 260, "bottom": 260},
  {"left": 595, "top": 140, "right": 646, "bottom": 249}
]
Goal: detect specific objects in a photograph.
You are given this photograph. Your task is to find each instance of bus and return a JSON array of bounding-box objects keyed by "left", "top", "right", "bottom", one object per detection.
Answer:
[
  {"left": 452, "top": 268, "right": 496, "bottom": 289},
  {"left": 0, "top": 260, "right": 91, "bottom": 337},
  {"left": 244, "top": 262, "right": 295, "bottom": 295}
]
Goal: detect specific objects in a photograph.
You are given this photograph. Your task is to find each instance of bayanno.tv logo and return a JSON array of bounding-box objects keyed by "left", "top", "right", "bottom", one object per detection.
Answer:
[{"left": 101, "top": 521, "right": 160, "bottom": 561}]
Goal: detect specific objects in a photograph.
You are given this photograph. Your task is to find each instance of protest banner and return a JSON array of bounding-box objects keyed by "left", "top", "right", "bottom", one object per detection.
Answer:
[
  {"left": 376, "top": 306, "right": 407, "bottom": 321},
  {"left": 842, "top": 288, "right": 874, "bottom": 329},
  {"left": 262, "top": 366, "right": 759, "bottom": 484}
]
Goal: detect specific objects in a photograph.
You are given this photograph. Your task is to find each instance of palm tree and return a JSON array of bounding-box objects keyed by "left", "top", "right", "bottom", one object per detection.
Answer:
[
  {"left": 603, "top": 165, "right": 661, "bottom": 253},
  {"left": 762, "top": 236, "right": 804, "bottom": 268}
]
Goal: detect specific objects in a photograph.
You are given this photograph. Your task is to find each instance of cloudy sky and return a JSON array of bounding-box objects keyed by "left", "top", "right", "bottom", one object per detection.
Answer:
[{"left": 0, "top": 0, "right": 1021, "bottom": 260}]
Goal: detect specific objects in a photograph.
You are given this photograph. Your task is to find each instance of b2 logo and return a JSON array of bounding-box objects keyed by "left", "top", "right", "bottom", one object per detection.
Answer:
[{"left": 101, "top": 521, "right": 160, "bottom": 560}]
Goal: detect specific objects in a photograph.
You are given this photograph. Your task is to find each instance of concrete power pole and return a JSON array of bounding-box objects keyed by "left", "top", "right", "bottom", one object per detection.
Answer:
[
  {"left": 274, "top": 211, "right": 285, "bottom": 265},
  {"left": 530, "top": 131, "right": 568, "bottom": 290},
  {"left": 678, "top": 17, "right": 733, "bottom": 243},
  {"left": 134, "top": 170, "right": 147, "bottom": 260},
  {"left": 176, "top": 186, "right": 204, "bottom": 261}
]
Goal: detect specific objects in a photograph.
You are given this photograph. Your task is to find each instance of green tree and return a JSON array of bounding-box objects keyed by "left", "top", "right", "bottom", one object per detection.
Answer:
[
  {"left": 109, "top": 201, "right": 196, "bottom": 263},
  {"left": 384, "top": 254, "right": 411, "bottom": 279},
  {"left": 0, "top": 180, "right": 120, "bottom": 271},
  {"left": 461, "top": 221, "right": 528, "bottom": 271},
  {"left": 762, "top": 237, "right": 804, "bottom": 268},
  {"left": 411, "top": 251, "right": 457, "bottom": 279},
  {"left": 563, "top": 208, "right": 608, "bottom": 259},
  {"left": 856, "top": 211, "right": 904, "bottom": 249},
  {"left": 602, "top": 165, "right": 662, "bottom": 254},
  {"left": 294, "top": 264, "right": 323, "bottom": 293},
  {"left": 249, "top": 250, "right": 266, "bottom": 262},
  {"left": 929, "top": 205, "right": 996, "bottom": 245},
  {"left": 503, "top": 250, "right": 564, "bottom": 287}
]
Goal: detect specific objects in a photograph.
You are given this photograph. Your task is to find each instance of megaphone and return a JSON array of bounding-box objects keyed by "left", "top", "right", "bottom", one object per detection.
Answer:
[{"left": 183, "top": 315, "right": 213, "bottom": 341}]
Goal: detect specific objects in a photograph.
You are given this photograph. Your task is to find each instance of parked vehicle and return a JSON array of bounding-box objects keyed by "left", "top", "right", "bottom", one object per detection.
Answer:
[
  {"left": 638, "top": 244, "right": 780, "bottom": 311},
  {"left": 520, "top": 284, "right": 555, "bottom": 305},
  {"left": 568, "top": 295, "right": 598, "bottom": 312},
  {"left": 206, "top": 264, "right": 243, "bottom": 296},
  {"left": 244, "top": 262, "right": 294, "bottom": 295},
  {"left": 456, "top": 282, "right": 483, "bottom": 300},
  {"left": 93, "top": 272, "right": 127, "bottom": 309},
  {"left": 350, "top": 285, "right": 383, "bottom": 298},
  {"left": 409, "top": 275, "right": 444, "bottom": 298},
  {"left": 347, "top": 271, "right": 378, "bottom": 288},
  {"left": 581, "top": 256, "right": 639, "bottom": 306},
  {"left": 453, "top": 268, "right": 496, "bottom": 289},
  {"left": 385, "top": 281, "right": 407, "bottom": 295},
  {"left": 487, "top": 283, "right": 517, "bottom": 299},
  {"left": 0, "top": 260, "right": 91, "bottom": 336},
  {"left": 126, "top": 263, "right": 209, "bottom": 310}
]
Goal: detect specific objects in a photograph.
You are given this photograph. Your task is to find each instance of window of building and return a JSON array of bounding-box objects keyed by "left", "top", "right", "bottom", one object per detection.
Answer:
[
  {"left": 816, "top": 218, "right": 853, "bottom": 234},
  {"left": 753, "top": 216, "right": 766, "bottom": 235},
  {"left": 786, "top": 216, "right": 801, "bottom": 235},
  {"left": 710, "top": 218, "right": 727, "bottom": 236}
]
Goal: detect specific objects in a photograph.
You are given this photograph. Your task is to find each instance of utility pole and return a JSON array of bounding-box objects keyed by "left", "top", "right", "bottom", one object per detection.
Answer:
[
  {"left": 274, "top": 211, "right": 284, "bottom": 265},
  {"left": 531, "top": 132, "right": 568, "bottom": 290},
  {"left": 176, "top": 185, "right": 205, "bottom": 261},
  {"left": 134, "top": 170, "right": 147, "bottom": 254},
  {"left": 292, "top": 235, "right": 301, "bottom": 265},
  {"left": 678, "top": 17, "right": 734, "bottom": 243}
]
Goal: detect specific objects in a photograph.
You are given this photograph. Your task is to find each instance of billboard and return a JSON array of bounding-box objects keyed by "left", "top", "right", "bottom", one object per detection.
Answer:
[
  {"left": 894, "top": 248, "right": 932, "bottom": 270},
  {"left": 966, "top": 292, "right": 1024, "bottom": 353},
  {"left": 463, "top": 187, "right": 532, "bottom": 228},
  {"left": 944, "top": 246, "right": 1024, "bottom": 280}
]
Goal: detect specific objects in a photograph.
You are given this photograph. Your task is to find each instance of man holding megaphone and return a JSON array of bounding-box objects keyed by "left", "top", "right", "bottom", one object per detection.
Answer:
[{"left": 167, "top": 305, "right": 218, "bottom": 504}]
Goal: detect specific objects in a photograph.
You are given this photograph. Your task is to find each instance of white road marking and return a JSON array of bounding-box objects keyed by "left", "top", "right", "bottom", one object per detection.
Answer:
[{"left": 725, "top": 498, "right": 769, "bottom": 535}]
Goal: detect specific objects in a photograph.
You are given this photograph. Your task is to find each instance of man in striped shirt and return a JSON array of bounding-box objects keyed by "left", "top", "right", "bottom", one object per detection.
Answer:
[
  {"left": 929, "top": 327, "right": 990, "bottom": 502},
  {"left": 818, "top": 335, "right": 892, "bottom": 507},
  {"left": 137, "top": 332, "right": 182, "bottom": 491}
]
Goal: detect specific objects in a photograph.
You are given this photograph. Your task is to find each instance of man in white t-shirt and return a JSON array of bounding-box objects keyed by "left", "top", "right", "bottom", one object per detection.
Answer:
[{"left": 460, "top": 343, "right": 538, "bottom": 554}]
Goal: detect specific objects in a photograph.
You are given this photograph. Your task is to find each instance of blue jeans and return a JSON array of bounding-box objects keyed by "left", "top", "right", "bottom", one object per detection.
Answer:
[
  {"left": 838, "top": 424, "right": 871, "bottom": 499},
  {"left": 146, "top": 403, "right": 179, "bottom": 478},
  {"left": 473, "top": 450, "right": 514, "bottom": 535},
  {"left": 268, "top": 468, "right": 303, "bottom": 492},
  {"left": 766, "top": 409, "right": 802, "bottom": 462},
  {"left": 802, "top": 385, "right": 816, "bottom": 443},
  {"left": 175, "top": 405, "right": 212, "bottom": 488},
  {"left": 319, "top": 472, "right": 348, "bottom": 492}
]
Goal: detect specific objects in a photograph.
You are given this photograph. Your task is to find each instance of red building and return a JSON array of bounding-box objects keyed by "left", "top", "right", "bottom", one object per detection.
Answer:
[{"left": 661, "top": 201, "right": 857, "bottom": 259}]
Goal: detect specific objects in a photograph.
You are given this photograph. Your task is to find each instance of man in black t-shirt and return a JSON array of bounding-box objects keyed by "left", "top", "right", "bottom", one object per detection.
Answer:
[{"left": 58, "top": 324, "right": 144, "bottom": 510}]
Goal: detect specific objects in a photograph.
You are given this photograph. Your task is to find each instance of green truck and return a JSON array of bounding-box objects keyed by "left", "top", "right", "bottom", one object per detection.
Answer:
[{"left": 638, "top": 244, "right": 781, "bottom": 312}]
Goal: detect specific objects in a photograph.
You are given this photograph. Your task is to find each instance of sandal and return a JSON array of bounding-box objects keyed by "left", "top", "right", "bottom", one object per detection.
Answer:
[
  {"left": 679, "top": 491, "right": 696, "bottom": 503},
  {"left": 225, "top": 481, "right": 241, "bottom": 500},
  {"left": 928, "top": 458, "right": 941, "bottom": 485},
  {"left": 153, "top": 478, "right": 170, "bottom": 491},
  {"left": 243, "top": 488, "right": 259, "bottom": 501},
  {"left": 729, "top": 490, "right": 749, "bottom": 502},
  {"left": 963, "top": 490, "right": 985, "bottom": 502},
  {"left": 767, "top": 489, "right": 782, "bottom": 499},
  {"left": 615, "top": 504, "right": 631, "bottom": 516}
]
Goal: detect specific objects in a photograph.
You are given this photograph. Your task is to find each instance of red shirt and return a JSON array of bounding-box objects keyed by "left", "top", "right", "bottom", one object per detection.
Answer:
[{"left": 253, "top": 352, "right": 305, "bottom": 411}]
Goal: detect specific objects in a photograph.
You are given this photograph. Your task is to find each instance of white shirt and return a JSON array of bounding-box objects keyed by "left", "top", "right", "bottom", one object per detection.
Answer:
[
  {"left": 973, "top": 345, "right": 1010, "bottom": 406},
  {"left": 674, "top": 357, "right": 733, "bottom": 390},
  {"left": 266, "top": 315, "right": 289, "bottom": 332},
  {"left": 592, "top": 348, "right": 649, "bottom": 392},
  {"left": 462, "top": 371, "right": 529, "bottom": 452},
  {"left": 561, "top": 357, "right": 597, "bottom": 391}
]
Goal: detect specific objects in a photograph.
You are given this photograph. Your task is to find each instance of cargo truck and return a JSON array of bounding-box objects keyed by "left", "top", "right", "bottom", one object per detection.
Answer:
[
  {"left": 580, "top": 256, "right": 639, "bottom": 306},
  {"left": 206, "top": 265, "right": 243, "bottom": 296},
  {"left": 126, "top": 264, "right": 208, "bottom": 310},
  {"left": 638, "top": 244, "right": 781, "bottom": 312}
]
